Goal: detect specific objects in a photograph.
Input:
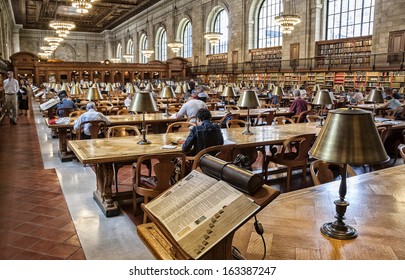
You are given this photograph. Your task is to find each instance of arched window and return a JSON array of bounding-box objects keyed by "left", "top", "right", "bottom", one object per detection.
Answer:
[
  {"left": 156, "top": 28, "right": 167, "bottom": 61},
  {"left": 139, "top": 34, "right": 148, "bottom": 63},
  {"left": 116, "top": 43, "right": 122, "bottom": 62},
  {"left": 182, "top": 21, "right": 192, "bottom": 58},
  {"left": 213, "top": 9, "right": 228, "bottom": 54},
  {"left": 257, "top": 0, "right": 283, "bottom": 48},
  {"left": 125, "top": 39, "right": 134, "bottom": 63},
  {"left": 327, "top": 0, "right": 375, "bottom": 39}
]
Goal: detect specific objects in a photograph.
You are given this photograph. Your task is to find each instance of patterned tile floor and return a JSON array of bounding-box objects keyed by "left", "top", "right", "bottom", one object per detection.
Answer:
[{"left": 0, "top": 112, "right": 85, "bottom": 260}]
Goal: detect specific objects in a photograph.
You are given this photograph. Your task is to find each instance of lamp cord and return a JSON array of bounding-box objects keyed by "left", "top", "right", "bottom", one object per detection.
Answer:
[{"left": 254, "top": 215, "right": 266, "bottom": 260}]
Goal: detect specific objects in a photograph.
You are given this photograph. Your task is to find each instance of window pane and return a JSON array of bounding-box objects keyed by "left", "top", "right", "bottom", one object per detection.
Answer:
[{"left": 257, "top": 0, "right": 282, "bottom": 48}]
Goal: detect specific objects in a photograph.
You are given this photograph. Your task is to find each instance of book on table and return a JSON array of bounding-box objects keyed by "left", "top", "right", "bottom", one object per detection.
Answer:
[
  {"left": 39, "top": 98, "right": 60, "bottom": 111},
  {"left": 143, "top": 170, "right": 260, "bottom": 259}
]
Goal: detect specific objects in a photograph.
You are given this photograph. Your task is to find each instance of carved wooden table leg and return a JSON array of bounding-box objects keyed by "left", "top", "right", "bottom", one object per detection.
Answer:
[
  {"left": 93, "top": 163, "right": 120, "bottom": 217},
  {"left": 57, "top": 128, "right": 76, "bottom": 162}
]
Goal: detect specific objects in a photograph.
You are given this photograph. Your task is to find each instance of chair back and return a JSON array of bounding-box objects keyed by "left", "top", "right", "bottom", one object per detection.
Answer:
[
  {"left": 292, "top": 109, "right": 317, "bottom": 123},
  {"left": 117, "top": 108, "right": 130, "bottom": 115},
  {"left": 399, "top": 144, "right": 405, "bottom": 164},
  {"left": 279, "top": 133, "right": 316, "bottom": 162},
  {"left": 306, "top": 114, "right": 322, "bottom": 122},
  {"left": 191, "top": 144, "right": 236, "bottom": 169},
  {"left": 253, "top": 110, "right": 276, "bottom": 126},
  {"left": 107, "top": 125, "right": 141, "bottom": 138},
  {"left": 56, "top": 107, "right": 76, "bottom": 118},
  {"left": 310, "top": 160, "right": 356, "bottom": 186},
  {"left": 77, "top": 120, "right": 107, "bottom": 139},
  {"left": 96, "top": 106, "right": 108, "bottom": 115},
  {"left": 226, "top": 119, "right": 247, "bottom": 128},
  {"left": 217, "top": 113, "right": 240, "bottom": 128},
  {"left": 274, "top": 116, "right": 295, "bottom": 125},
  {"left": 166, "top": 121, "right": 196, "bottom": 133},
  {"left": 224, "top": 105, "right": 240, "bottom": 111},
  {"left": 69, "top": 110, "right": 85, "bottom": 118},
  {"left": 134, "top": 152, "right": 186, "bottom": 194}
]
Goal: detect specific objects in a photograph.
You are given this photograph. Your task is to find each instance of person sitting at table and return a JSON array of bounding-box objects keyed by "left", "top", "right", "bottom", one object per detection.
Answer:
[
  {"left": 289, "top": 89, "right": 308, "bottom": 116},
  {"left": 175, "top": 91, "right": 207, "bottom": 121},
  {"left": 381, "top": 95, "right": 404, "bottom": 119},
  {"left": 56, "top": 91, "right": 77, "bottom": 117},
  {"left": 124, "top": 93, "right": 133, "bottom": 107},
  {"left": 73, "top": 102, "right": 111, "bottom": 139},
  {"left": 392, "top": 89, "right": 402, "bottom": 100},
  {"left": 197, "top": 87, "right": 209, "bottom": 103},
  {"left": 182, "top": 108, "right": 224, "bottom": 156},
  {"left": 352, "top": 89, "right": 365, "bottom": 104}
]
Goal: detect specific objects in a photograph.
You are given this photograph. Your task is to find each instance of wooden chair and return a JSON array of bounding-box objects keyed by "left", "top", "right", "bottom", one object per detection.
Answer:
[
  {"left": 96, "top": 106, "right": 108, "bottom": 115},
  {"left": 189, "top": 144, "right": 236, "bottom": 170},
  {"left": 133, "top": 152, "right": 186, "bottom": 223},
  {"left": 399, "top": 144, "right": 405, "bottom": 164},
  {"left": 291, "top": 109, "right": 317, "bottom": 123},
  {"left": 226, "top": 119, "right": 247, "bottom": 128},
  {"left": 216, "top": 113, "right": 240, "bottom": 128},
  {"left": 261, "top": 103, "right": 275, "bottom": 109},
  {"left": 306, "top": 114, "right": 322, "bottom": 123},
  {"left": 55, "top": 107, "right": 76, "bottom": 118},
  {"left": 263, "top": 133, "right": 316, "bottom": 192},
  {"left": 273, "top": 116, "right": 295, "bottom": 125},
  {"left": 224, "top": 105, "right": 240, "bottom": 111},
  {"left": 68, "top": 110, "right": 85, "bottom": 118},
  {"left": 253, "top": 110, "right": 276, "bottom": 126},
  {"left": 310, "top": 160, "right": 356, "bottom": 186},
  {"left": 166, "top": 121, "right": 196, "bottom": 133},
  {"left": 117, "top": 108, "right": 130, "bottom": 115},
  {"left": 107, "top": 126, "right": 141, "bottom": 192},
  {"left": 186, "top": 116, "right": 197, "bottom": 123},
  {"left": 77, "top": 120, "right": 107, "bottom": 140}
]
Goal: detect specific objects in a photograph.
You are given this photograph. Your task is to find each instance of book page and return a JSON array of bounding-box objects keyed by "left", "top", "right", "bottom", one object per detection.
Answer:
[
  {"left": 145, "top": 170, "right": 260, "bottom": 259},
  {"left": 39, "top": 98, "right": 60, "bottom": 111}
]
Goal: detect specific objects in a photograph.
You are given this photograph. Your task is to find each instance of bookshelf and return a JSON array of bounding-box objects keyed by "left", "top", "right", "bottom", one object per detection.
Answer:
[
  {"left": 250, "top": 47, "right": 282, "bottom": 69},
  {"left": 315, "top": 36, "right": 372, "bottom": 68}
]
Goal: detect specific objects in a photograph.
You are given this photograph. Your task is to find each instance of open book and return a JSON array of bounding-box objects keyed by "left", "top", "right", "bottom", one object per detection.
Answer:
[
  {"left": 144, "top": 170, "right": 260, "bottom": 259},
  {"left": 39, "top": 98, "right": 60, "bottom": 111}
]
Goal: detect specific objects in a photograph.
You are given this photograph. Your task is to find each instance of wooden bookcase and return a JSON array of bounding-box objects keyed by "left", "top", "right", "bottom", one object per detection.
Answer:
[
  {"left": 315, "top": 36, "right": 372, "bottom": 68},
  {"left": 250, "top": 47, "right": 282, "bottom": 68}
]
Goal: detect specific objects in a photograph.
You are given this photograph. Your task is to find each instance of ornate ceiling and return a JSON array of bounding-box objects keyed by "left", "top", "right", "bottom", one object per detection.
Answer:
[{"left": 11, "top": 0, "right": 161, "bottom": 33}]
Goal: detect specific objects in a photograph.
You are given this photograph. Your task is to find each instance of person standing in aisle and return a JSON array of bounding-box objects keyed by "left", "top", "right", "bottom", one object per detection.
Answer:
[{"left": 4, "top": 71, "right": 20, "bottom": 125}]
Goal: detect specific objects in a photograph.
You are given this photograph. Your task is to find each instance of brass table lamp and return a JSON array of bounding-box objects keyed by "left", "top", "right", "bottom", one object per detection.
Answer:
[
  {"left": 310, "top": 108, "right": 389, "bottom": 240},
  {"left": 273, "top": 86, "right": 284, "bottom": 106},
  {"left": 70, "top": 83, "right": 83, "bottom": 96},
  {"left": 366, "top": 88, "right": 384, "bottom": 115},
  {"left": 86, "top": 84, "right": 103, "bottom": 101},
  {"left": 174, "top": 84, "right": 185, "bottom": 99},
  {"left": 129, "top": 91, "right": 158, "bottom": 145},
  {"left": 237, "top": 90, "right": 260, "bottom": 135},
  {"left": 221, "top": 86, "right": 236, "bottom": 112},
  {"left": 312, "top": 89, "right": 333, "bottom": 126},
  {"left": 160, "top": 86, "right": 175, "bottom": 116}
]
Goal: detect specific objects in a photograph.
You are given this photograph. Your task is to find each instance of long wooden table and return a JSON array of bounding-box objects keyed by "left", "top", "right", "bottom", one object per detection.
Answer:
[
  {"left": 47, "top": 108, "right": 292, "bottom": 161},
  {"left": 139, "top": 165, "right": 405, "bottom": 260},
  {"left": 68, "top": 123, "right": 320, "bottom": 217}
]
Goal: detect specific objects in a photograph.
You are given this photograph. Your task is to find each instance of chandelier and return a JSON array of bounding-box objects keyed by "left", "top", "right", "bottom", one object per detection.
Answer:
[
  {"left": 49, "top": 21, "right": 76, "bottom": 38},
  {"left": 274, "top": 14, "right": 301, "bottom": 34},
  {"left": 204, "top": 32, "right": 222, "bottom": 46},
  {"left": 141, "top": 49, "right": 154, "bottom": 59},
  {"left": 44, "top": 36, "right": 63, "bottom": 46},
  {"left": 274, "top": 0, "right": 301, "bottom": 34},
  {"left": 40, "top": 46, "right": 57, "bottom": 52},
  {"left": 168, "top": 41, "right": 183, "bottom": 53},
  {"left": 71, "top": 0, "right": 95, "bottom": 14}
]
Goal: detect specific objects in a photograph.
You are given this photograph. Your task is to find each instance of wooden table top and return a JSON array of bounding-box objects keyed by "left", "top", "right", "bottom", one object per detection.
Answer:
[
  {"left": 46, "top": 108, "right": 292, "bottom": 129},
  {"left": 233, "top": 164, "right": 405, "bottom": 260},
  {"left": 68, "top": 122, "right": 320, "bottom": 164}
]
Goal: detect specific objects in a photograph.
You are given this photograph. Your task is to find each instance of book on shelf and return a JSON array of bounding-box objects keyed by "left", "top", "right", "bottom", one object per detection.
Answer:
[{"left": 142, "top": 169, "right": 261, "bottom": 259}]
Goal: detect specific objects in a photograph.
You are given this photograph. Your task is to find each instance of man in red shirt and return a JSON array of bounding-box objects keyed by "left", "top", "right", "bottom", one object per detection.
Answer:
[{"left": 289, "top": 89, "right": 308, "bottom": 122}]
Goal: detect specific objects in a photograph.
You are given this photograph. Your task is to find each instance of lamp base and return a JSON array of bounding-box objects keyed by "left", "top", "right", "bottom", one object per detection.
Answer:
[
  {"left": 163, "top": 112, "right": 171, "bottom": 117},
  {"left": 242, "top": 130, "right": 254, "bottom": 135},
  {"left": 320, "top": 221, "right": 358, "bottom": 240},
  {"left": 137, "top": 139, "right": 151, "bottom": 145}
]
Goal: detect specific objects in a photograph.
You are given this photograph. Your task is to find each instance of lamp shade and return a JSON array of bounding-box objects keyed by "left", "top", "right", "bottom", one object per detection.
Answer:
[
  {"left": 313, "top": 84, "right": 321, "bottom": 92},
  {"left": 86, "top": 84, "right": 103, "bottom": 101},
  {"left": 160, "top": 86, "right": 175, "bottom": 99},
  {"left": 105, "top": 83, "right": 114, "bottom": 92},
  {"left": 126, "top": 83, "right": 135, "bottom": 94},
  {"left": 237, "top": 90, "right": 260, "bottom": 108},
  {"left": 145, "top": 83, "right": 155, "bottom": 92},
  {"left": 398, "top": 87, "right": 405, "bottom": 94},
  {"left": 309, "top": 108, "right": 389, "bottom": 165},
  {"left": 70, "top": 83, "right": 83, "bottom": 95},
  {"left": 61, "top": 83, "right": 70, "bottom": 93},
  {"left": 128, "top": 91, "right": 158, "bottom": 113},
  {"left": 366, "top": 89, "right": 384, "bottom": 103},
  {"left": 54, "top": 84, "right": 62, "bottom": 92},
  {"left": 312, "top": 90, "right": 333, "bottom": 105},
  {"left": 273, "top": 86, "right": 284, "bottom": 96},
  {"left": 221, "top": 86, "right": 236, "bottom": 97},
  {"left": 174, "top": 85, "right": 185, "bottom": 95}
]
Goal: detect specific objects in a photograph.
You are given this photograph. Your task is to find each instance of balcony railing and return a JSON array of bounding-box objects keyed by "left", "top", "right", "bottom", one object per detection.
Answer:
[{"left": 190, "top": 52, "right": 405, "bottom": 75}]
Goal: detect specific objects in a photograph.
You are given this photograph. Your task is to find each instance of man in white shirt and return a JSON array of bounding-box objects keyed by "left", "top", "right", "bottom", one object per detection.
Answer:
[
  {"left": 4, "top": 71, "right": 20, "bottom": 125},
  {"left": 73, "top": 102, "right": 111, "bottom": 138},
  {"left": 175, "top": 91, "right": 207, "bottom": 121}
]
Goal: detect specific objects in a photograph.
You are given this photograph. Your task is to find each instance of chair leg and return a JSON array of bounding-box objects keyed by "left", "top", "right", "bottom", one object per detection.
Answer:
[
  {"left": 142, "top": 197, "right": 149, "bottom": 224},
  {"left": 286, "top": 167, "right": 292, "bottom": 192}
]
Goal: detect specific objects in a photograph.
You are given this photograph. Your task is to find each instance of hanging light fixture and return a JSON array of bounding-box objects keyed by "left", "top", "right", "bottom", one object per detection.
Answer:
[
  {"left": 44, "top": 36, "right": 63, "bottom": 47},
  {"left": 204, "top": 32, "right": 222, "bottom": 46},
  {"left": 71, "top": 0, "right": 96, "bottom": 14},
  {"left": 274, "top": 0, "right": 301, "bottom": 34},
  {"left": 49, "top": 21, "right": 76, "bottom": 38}
]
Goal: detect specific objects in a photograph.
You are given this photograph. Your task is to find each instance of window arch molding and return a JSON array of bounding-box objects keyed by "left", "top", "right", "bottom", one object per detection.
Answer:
[
  {"left": 205, "top": 4, "right": 229, "bottom": 54},
  {"left": 155, "top": 26, "right": 167, "bottom": 61}
]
